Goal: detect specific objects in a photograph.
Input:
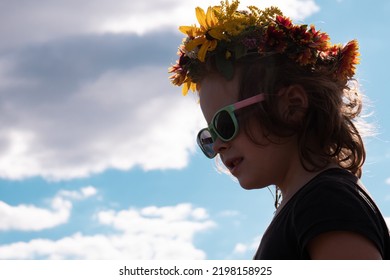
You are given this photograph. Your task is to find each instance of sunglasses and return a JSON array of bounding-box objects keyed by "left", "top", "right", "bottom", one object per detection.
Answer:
[{"left": 197, "top": 93, "right": 265, "bottom": 158}]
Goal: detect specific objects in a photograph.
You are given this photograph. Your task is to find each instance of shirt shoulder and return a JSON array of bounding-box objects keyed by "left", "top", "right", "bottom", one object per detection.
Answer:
[
  {"left": 291, "top": 168, "right": 389, "bottom": 258},
  {"left": 254, "top": 168, "right": 390, "bottom": 259}
]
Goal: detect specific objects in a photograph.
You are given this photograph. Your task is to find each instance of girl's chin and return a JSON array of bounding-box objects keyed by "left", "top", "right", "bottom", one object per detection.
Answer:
[
  {"left": 237, "top": 176, "right": 269, "bottom": 190},
  {"left": 237, "top": 180, "right": 263, "bottom": 190}
]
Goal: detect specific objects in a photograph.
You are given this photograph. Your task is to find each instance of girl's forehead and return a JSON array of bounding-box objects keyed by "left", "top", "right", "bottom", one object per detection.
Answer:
[{"left": 199, "top": 75, "right": 239, "bottom": 122}]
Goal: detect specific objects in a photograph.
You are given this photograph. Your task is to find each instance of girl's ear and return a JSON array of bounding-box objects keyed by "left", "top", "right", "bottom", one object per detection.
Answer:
[{"left": 277, "top": 85, "right": 308, "bottom": 124}]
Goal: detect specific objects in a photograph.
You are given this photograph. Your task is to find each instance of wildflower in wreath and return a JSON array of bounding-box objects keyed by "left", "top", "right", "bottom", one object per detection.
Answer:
[{"left": 168, "top": 0, "right": 360, "bottom": 96}]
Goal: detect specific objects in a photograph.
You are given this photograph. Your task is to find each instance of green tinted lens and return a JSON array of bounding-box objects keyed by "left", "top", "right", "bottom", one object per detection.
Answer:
[{"left": 213, "top": 110, "right": 236, "bottom": 140}]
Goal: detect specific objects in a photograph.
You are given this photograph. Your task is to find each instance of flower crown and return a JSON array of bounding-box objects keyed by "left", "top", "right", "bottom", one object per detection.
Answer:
[{"left": 169, "top": 0, "right": 359, "bottom": 95}]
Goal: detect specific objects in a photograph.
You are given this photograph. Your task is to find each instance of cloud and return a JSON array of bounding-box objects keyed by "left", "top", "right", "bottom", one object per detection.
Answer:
[
  {"left": 231, "top": 235, "right": 262, "bottom": 258},
  {"left": 0, "top": 203, "right": 215, "bottom": 259},
  {"left": 57, "top": 186, "right": 98, "bottom": 200},
  {"left": 0, "top": 198, "right": 71, "bottom": 232},
  {"left": 99, "top": 0, "right": 320, "bottom": 34},
  {"left": 0, "top": 33, "right": 205, "bottom": 180},
  {"left": 0, "top": 186, "right": 97, "bottom": 231},
  {"left": 0, "top": 0, "right": 319, "bottom": 50}
]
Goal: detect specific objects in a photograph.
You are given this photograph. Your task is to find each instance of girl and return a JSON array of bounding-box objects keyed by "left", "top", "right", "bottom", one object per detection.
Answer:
[{"left": 169, "top": 0, "right": 390, "bottom": 259}]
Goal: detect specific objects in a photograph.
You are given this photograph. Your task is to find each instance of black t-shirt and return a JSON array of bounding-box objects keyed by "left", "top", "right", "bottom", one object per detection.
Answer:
[{"left": 254, "top": 168, "right": 390, "bottom": 259}]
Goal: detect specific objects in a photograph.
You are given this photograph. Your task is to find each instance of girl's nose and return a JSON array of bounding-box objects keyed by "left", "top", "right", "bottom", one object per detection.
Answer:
[{"left": 212, "top": 137, "right": 230, "bottom": 155}]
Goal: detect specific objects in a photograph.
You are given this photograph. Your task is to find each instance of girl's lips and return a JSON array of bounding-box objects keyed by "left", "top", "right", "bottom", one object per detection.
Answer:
[{"left": 225, "top": 157, "right": 243, "bottom": 175}]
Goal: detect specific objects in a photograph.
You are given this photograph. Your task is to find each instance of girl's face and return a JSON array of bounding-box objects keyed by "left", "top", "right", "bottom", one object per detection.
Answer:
[{"left": 199, "top": 73, "right": 299, "bottom": 190}]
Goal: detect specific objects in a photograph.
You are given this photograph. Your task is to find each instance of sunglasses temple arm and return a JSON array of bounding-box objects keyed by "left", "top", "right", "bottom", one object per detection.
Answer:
[{"left": 233, "top": 93, "right": 265, "bottom": 110}]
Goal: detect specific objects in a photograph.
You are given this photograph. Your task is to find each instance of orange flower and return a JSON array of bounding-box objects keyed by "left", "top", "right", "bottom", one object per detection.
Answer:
[
  {"left": 168, "top": 49, "right": 197, "bottom": 95},
  {"left": 320, "top": 44, "right": 340, "bottom": 60},
  {"left": 295, "top": 48, "right": 314, "bottom": 65},
  {"left": 338, "top": 40, "right": 360, "bottom": 80}
]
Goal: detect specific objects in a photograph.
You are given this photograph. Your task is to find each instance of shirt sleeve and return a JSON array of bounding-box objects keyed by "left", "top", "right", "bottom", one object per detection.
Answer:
[{"left": 292, "top": 179, "right": 385, "bottom": 257}]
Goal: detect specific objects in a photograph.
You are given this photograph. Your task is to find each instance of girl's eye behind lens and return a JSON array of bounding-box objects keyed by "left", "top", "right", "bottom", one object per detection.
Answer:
[{"left": 215, "top": 111, "right": 235, "bottom": 139}]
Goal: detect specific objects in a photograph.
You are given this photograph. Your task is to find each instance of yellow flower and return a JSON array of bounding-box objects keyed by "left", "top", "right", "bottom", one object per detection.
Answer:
[
  {"left": 196, "top": 6, "right": 218, "bottom": 31},
  {"left": 179, "top": 6, "right": 225, "bottom": 62},
  {"left": 182, "top": 78, "right": 197, "bottom": 96}
]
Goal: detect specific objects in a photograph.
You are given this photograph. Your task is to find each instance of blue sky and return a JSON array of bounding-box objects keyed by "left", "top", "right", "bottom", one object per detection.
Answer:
[{"left": 0, "top": 0, "right": 389, "bottom": 259}]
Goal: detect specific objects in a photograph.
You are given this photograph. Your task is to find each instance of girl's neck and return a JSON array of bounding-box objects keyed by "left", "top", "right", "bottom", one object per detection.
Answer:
[{"left": 275, "top": 161, "right": 340, "bottom": 215}]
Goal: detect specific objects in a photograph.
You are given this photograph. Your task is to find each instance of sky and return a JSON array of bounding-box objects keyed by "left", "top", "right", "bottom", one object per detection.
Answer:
[{"left": 0, "top": 0, "right": 389, "bottom": 260}]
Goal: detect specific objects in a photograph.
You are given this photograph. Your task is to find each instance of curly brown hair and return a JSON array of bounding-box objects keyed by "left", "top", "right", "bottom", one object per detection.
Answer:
[{"left": 233, "top": 54, "right": 366, "bottom": 178}]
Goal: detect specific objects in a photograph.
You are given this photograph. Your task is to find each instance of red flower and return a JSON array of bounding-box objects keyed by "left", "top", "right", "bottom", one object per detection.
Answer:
[
  {"left": 309, "top": 26, "right": 330, "bottom": 51},
  {"left": 276, "top": 15, "right": 293, "bottom": 29},
  {"left": 263, "top": 25, "right": 287, "bottom": 53},
  {"left": 168, "top": 49, "right": 188, "bottom": 86}
]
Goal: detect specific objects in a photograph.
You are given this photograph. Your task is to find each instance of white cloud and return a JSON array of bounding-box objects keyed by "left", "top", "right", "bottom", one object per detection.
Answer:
[
  {"left": 100, "top": 0, "right": 319, "bottom": 34},
  {"left": 57, "top": 186, "right": 98, "bottom": 200},
  {"left": 0, "top": 203, "right": 215, "bottom": 259},
  {"left": 0, "top": 186, "right": 97, "bottom": 231},
  {"left": 0, "top": 66, "right": 204, "bottom": 180},
  {"left": 0, "top": 0, "right": 319, "bottom": 49},
  {"left": 0, "top": 199, "right": 71, "bottom": 232},
  {"left": 99, "top": 203, "right": 214, "bottom": 240},
  {"left": 140, "top": 203, "right": 209, "bottom": 221},
  {"left": 386, "top": 178, "right": 390, "bottom": 185},
  {"left": 232, "top": 235, "right": 262, "bottom": 257}
]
